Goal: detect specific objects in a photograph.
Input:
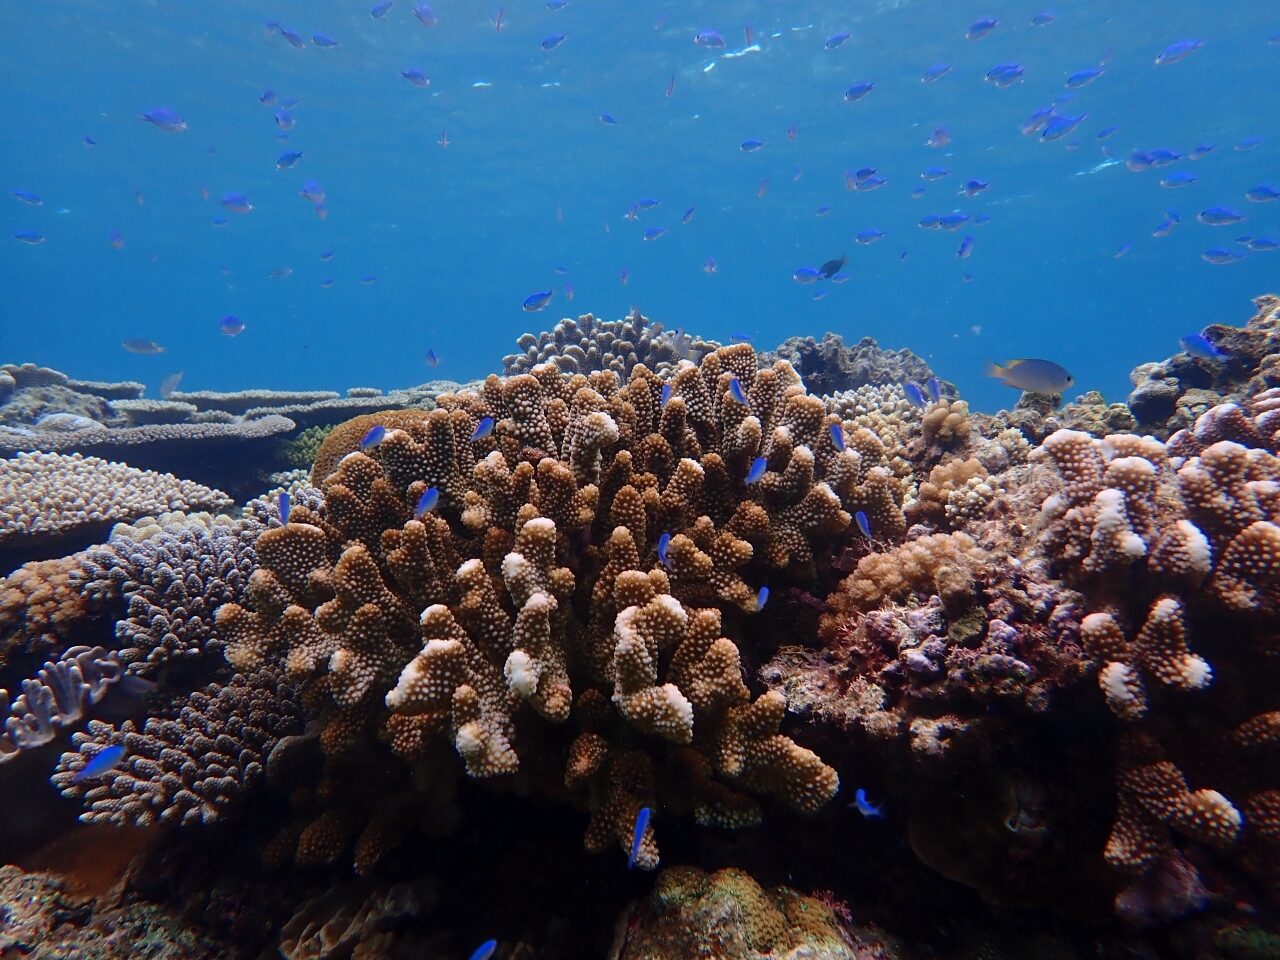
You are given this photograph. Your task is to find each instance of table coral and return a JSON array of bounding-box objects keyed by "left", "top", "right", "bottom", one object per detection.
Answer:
[{"left": 217, "top": 345, "right": 846, "bottom": 869}]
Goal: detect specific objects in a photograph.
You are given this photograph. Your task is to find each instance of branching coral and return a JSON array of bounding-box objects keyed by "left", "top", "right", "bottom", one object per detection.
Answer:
[
  {"left": 0, "top": 645, "right": 127, "bottom": 763},
  {"left": 217, "top": 345, "right": 846, "bottom": 869}
]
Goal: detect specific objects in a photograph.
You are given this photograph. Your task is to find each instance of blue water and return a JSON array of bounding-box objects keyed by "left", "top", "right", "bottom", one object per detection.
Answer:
[{"left": 2, "top": 1, "right": 1277, "bottom": 411}]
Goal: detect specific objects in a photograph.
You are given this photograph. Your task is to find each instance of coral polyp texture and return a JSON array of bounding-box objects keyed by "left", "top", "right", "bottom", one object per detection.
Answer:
[
  {"left": 502, "top": 309, "right": 721, "bottom": 377},
  {"left": 217, "top": 344, "right": 846, "bottom": 868}
]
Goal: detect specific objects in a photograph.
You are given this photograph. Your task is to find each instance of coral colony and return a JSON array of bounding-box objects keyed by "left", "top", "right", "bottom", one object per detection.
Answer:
[{"left": 2, "top": 301, "right": 1280, "bottom": 956}]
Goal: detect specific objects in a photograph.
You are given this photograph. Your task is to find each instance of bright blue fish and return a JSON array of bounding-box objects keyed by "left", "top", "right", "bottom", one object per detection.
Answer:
[
  {"left": 424, "top": 349, "right": 440, "bottom": 367},
  {"left": 681, "top": 206, "right": 695, "bottom": 224},
  {"left": 843, "top": 82, "right": 875, "bottom": 102},
  {"left": 312, "top": 32, "right": 339, "bottom": 47},
  {"left": 903, "top": 383, "right": 926, "bottom": 408},
  {"left": 921, "top": 166, "right": 950, "bottom": 180},
  {"left": 276, "top": 25, "right": 305, "bottom": 48},
  {"left": 694, "top": 29, "right": 725, "bottom": 48},
  {"left": 414, "top": 487, "right": 440, "bottom": 517},
  {"left": 300, "top": 180, "right": 325, "bottom": 204},
  {"left": 1179, "top": 334, "right": 1227, "bottom": 360},
  {"left": 1159, "top": 171, "right": 1197, "bottom": 188},
  {"left": 856, "top": 228, "right": 885, "bottom": 244},
  {"left": 1031, "top": 11, "right": 1055, "bottom": 26},
  {"left": 12, "top": 190, "right": 41, "bottom": 205},
  {"left": 221, "top": 193, "right": 252, "bottom": 214},
  {"left": 1096, "top": 125, "right": 1120, "bottom": 140},
  {"left": 542, "top": 33, "right": 566, "bottom": 50},
  {"left": 1245, "top": 238, "right": 1279, "bottom": 252},
  {"left": 1246, "top": 185, "right": 1280, "bottom": 203},
  {"left": 522, "top": 290, "right": 553, "bottom": 312},
  {"left": 73, "top": 744, "right": 125, "bottom": 783},
  {"left": 793, "top": 266, "right": 822, "bottom": 283},
  {"left": 599, "top": 112, "right": 618, "bottom": 124},
  {"left": 472, "top": 417, "right": 495, "bottom": 441},
  {"left": 401, "top": 68, "right": 429, "bottom": 86},
  {"left": 966, "top": 17, "right": 998, "bottom": 40},
  {"left": 829, "top": 423, "right": 845, "bottom": 452},
  {"left": 1041, "top": 113, "right": 1087, "bottom": 141},
  {"left": 660, "top": 383, "right": 672, "bottom": 405},
  {"left": 1198, "top": 207, "right": 1245, "bottom": 226},
  {"left": 746, "top": 456, "right": 766, "bottom": 484},
  {"left": 219, "top": 316, "right": 245, "bottom": 336},
  {"left": 755, "top": 586, "right": 769, "bottom": 611},
  {"left": 360, "top": 425, "right": 387, "bottom": 450},
  {"left": 926, "top": 378, "right": 942, "bottom": 403},
  {"left": 727, "top": 378, "right": 748, "bottom": 406},
  {"left": 921, "top": 63, "right": 951, "bottom": 83},
  {"left": 278, "top": 492, "right": 291, "bottom": 524},
  {"left": 852, "top": 787, "right": 886, "bottom": 819},
  {"left": 938, "top": 213, "right": 970, "bottom": 231},
  {"left": 371, "top": 0, "right": 393, "bottom": 17},
  {"left": 1115, "top": 243, "right": 1132, "bottom": 259},
  {"left": 259, "top": 89, "right": 276, "bottom": 104},
  {"left": 961, "top": 179, "right": 989, "bottom": 197},
  {"left": 824, "top": 33, "right": 851, "bottom": 50},
  {"left": 1155, "top": 39, "right": 1202, "bottom": 65},
  {"left": 740, "top": 139, "right": 765, "bottom": 153},
  {"left": 926, "top": 126, "right": 951, "bottom": 149},
  {"left": 276, "top": 151, "right": 304, "bottom": 169},
  {"left": 985, "top": 63, "right": 1024, "bottom": 87},
  {"left": 1202, "top": 248, "right": 1245, "bottom": 265},
  {"left": 657, "top": 532, "right": 671, "bottom": 567},
  {"left": 627, "top": 806, "right": 651, "bottom": 870},
  {"left": 274, "top": 109, "right": 295, "bottom": 130},
  {"left": 468, "top": 941, "right": 497, "bottom": 960},
  {"left": 643, "top": 226, "right": 667, "bottom": 241},
  {"left": 957, "top": 236, "right": 975, "bottom": 259},
  {"left": 856, "top": 175, "right": 887, "bottom": 191},
  {"left": 855, "top": 511, "right": 872, "bottom": 538},
  {"left": 413, "top": 2, "right": 438, "bottom": 26},
  {"left": 1189, "top": 144, "right": 1215, "bottom": 159},
  {"left": 1065, "top": 67, "right": 1104, "bottom": 88},
  {"left": 141, "top": 107, "right": 187, "bottom": 132}
]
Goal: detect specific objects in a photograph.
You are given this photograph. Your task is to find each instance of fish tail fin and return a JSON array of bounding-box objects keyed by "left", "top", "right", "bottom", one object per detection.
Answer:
[{"left": 984, "top": 361, "right": 1004, "bottom": 379}]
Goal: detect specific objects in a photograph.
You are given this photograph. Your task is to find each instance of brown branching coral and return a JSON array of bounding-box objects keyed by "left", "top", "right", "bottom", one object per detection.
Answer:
[{"left": 217, "top": 345, "right": 847, "bottom": 869}]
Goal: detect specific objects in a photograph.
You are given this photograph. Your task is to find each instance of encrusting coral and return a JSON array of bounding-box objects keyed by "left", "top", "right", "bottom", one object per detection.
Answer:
[{"left": 216, "top": 343, "right": 847, "bottom": 869}]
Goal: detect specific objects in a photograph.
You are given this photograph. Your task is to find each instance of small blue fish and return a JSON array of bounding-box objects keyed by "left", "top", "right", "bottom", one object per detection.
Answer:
[
  {"left": 851, "top": 787, "right": 885, "bottom": 819},
  {"left": 221, "top": 193, "right": 252, "bottom": 214},
  {"left": 360, "top": 425, "right": 387, "bottom": 451},
  {"left": 276, "top": 25, "right": 305, "bottom": 48},
  {"left": 1198, "top": 207, "right": 1245, "bottom": 226},
  {"left": 1179, "top": 333, "right": 1227, "bottom": 360},
  {"left": 955, "top": 235, "right": 975, "bottom": 260},
  {"left": 371, "top": 0, "right": 392, "bottom": 17},
  {"left": 522, "top": 290, "right": 553, "bottom": 312},
  {"left": 13, "top": 230, "right": 44, "bottom": 245},
  {"left": 824, "top": 32, "right": 851, "bottom": 50},
  {"left": 413, "top": 2, "right": 438, "bottom": 26},
  {"left": 1065, "top": 67, "right": 1104, "bottom": 88},
  {"left": 855, "top": 228, "right": 885, "bottom": 244},
  {"left": 1020, "top": 104, "right": 1056, "bottom": 136},
  {"left": 635, "top": 198, "right": 660, "bottom": 211},
  {"left": 755, "top": 586, "right": 769, "bottom": 611},
  {"left": 12, "top": 189, "right": 41, "bottom": 205},
  {"left": 414, "top": 486, "right": 440, "bottom": 517},
  {"left": 657, "top": 532, "right": 671, "bottom": 567},
  {"left": 1189, "top": 143, "right": 1215, "bottom": 159},
  {"left": 468, "top": 941, "right": 497, "bottom": 960},
  {"left": 793, "top": 266, "right": 822, "bottom": 283},
  {"left": 73, "top": 744, "right": 125, "bottom": 783},
  {"left": 843, "top": 82, "right": 875, "bottom": 102},
  {"left": 277, "top": 491, "right": 292, "bottom": 524},
  {"left": 1041, "top": 113, "right": 1087, "bottom": 141},
  {"left": 276, "top": 151, "right": 304, "bottom": 169},
  {"left": 986, "top": 63, "right": 1024, "bottom": 87},
  {"left": 424, "top": 349, "right": 440, "bottom": 367},
  {"left": 219, "top": 316, "right": 245, "bottom": 337},
  {"left": 855, "top": 511, "right": 872, "bottom": 538},
  {"left": 1148, "top": 148, "right": 1182, "bottom": 166},
  {"left": 472, "top": 417, "right": 495, "bottom": 441},
  {"left": 855, "top": 175, "right": 887, "bottom": 191},
  {"left": 1245, "top": 237, "right": 1279, "bottom": 253},
  {"left": 921, "top": 63, "right": 951, "bottom": 83},
  {"left": 746, "top": 456, "right": 766, "bottom": 484},
  {"left": 694, "top": 29, "right": 725, "bottom": 49},
  {"left": 938, "top": 213, "right": 970, "bottom": 231},
  {"left": 627, "top": 806, "right": 651, "bottom": 870},
  {"left": 141, "top": 107, "right": 187, "bottom": 132},
  {"left": 727, "top": 378, "right": 748, "bottom": 406},
  {"left": 1202, "top": 248, "right": 1245, "bottom": 265},
  {"left": 82, "top": 135, "right": 98, "bottom": 146},
  {"left": 599, "top": 112, "right": 618, "bottom": 124},
  {"left": 903, "top": 383, "right": 926, "bottom": 408},
  {"left": 1153, "top": 220, "right": 1176, "bottom": 238},
  {"left": 1031, "top": 11, "right": 1055, "bottom": 26},
  {"left": 643, "top": 226, "right": 667, "bottom": 241},
  {"left": 1159, "top": 171, "right": 1197, "bottom": 188},
  {"left": 259, "top": 89, "right": 276, "bottom": 104},
  {"left": 274, "top": 109, "right": 295, "bottom": 131},
  {"left": 966, "top": 17, "right": 998, "bottom": 40},
  {"left": 660, "top": 383, "right": 672, "bottom": 405},
  {"left": 1115, "top": 243, "right": 1132, "bottom": 259},
  {"left": 921, "top": 166, "right": 950, "bottom": 181},
  {"left": 1096, "top": 125, "right": 1119, "bottom": 140},
  {"left": 1155, "top": 38, "right": 1202, "bottom": 65},
  {"left": 312, "top": 32, "right": 339, "bottom": 48},
  {"left": 1246, "top": 185, "right": 1280, "bottom": 203},
  {"left": 681, "top": 206, "right": 695, "bottom": 224},
  {"left": 401, "top": 68, "right": 429, "bottom": 86},
  {"left": 542, "top": 33, "right": 566, "bottom": 50},
  {"left": 320, "top": 278, "right": 334, "bottom": 288},
  {"left": 299, "top": 180, "right": 325, "bottom": 204},
  {"left": 740, "top": 138, "right": 765, "bottom": 153},
  {"left": 960, "top": 179, "right": 989, "bottom": 197},
  {"left": 829, "top": 423, "right": 845, "bottom": 452},
  {"left": 926, "top": 378, "right": 942, "bottom": 403}
]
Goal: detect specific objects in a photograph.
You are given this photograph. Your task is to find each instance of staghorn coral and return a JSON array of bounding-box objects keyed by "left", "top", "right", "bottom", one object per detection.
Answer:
[
  {"left": 217, "top": 345, "right": 847, "bottom": 869},
  {"left": 502, "top": 309, "right": 719, "bottom": 378},
  {"left": 52, "top": 664, "right": 304, "bottom": 826},
  {"left": 0, "top": 451, "right": 232, "bottom": 560}
]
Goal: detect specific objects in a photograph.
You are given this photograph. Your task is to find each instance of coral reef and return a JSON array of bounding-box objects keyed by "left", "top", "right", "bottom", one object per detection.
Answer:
[
  {"left": 616, "top": 866, "right": 905, "bottom": 960},
  {"left": 217, "top": 344, "right": 846, "bottom": 869},
  {"left": 769, "top": 332, "right": 943, "bottom": 397},
  {"left": 502, "top": 309, "right": 720, "bottom": 377}
]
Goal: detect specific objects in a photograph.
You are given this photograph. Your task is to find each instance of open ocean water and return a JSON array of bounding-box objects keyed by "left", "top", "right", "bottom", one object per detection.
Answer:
[{"left": 1, "top": 0, "right": 1278, "bottom": 410}]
